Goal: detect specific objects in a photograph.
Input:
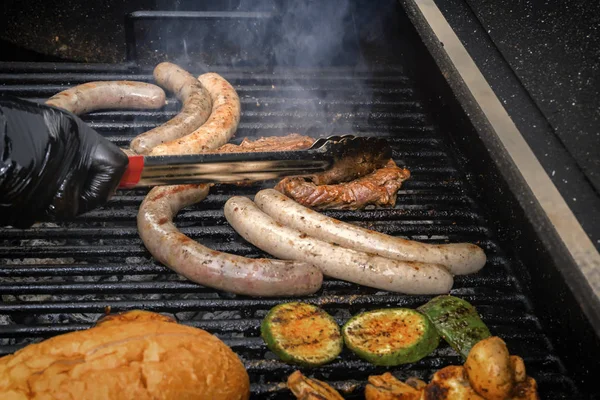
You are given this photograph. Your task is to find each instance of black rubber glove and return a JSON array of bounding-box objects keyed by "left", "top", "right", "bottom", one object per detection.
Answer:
[{"left": 0, "top": 96, "right": 128, "bottom": 228}]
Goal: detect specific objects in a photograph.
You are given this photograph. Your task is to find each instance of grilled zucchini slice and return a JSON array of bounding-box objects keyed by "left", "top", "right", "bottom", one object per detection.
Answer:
[
  {"left": 261, "top": 302, "right": 343, "bottom": 367},
  {"left": 342, "top": 308, "right": 439, "bottom": 366},
  {"left": 417, "top": 295, "right": 491, "bottom": 359}
]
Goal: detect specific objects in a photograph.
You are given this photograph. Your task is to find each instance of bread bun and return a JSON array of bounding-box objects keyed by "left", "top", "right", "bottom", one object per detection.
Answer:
[{"left": 0, "top": 310, "right": 250, "bottom": 400}]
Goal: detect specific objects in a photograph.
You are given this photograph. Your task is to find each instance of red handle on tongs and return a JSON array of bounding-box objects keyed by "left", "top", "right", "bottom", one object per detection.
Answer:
[{"left": 118, "top": 155, "right": 145, "bottom": 188}]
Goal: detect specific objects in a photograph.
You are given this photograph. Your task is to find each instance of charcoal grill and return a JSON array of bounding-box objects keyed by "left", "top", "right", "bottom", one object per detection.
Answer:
[{"left": 0, "top": 0, "right": 599, "bottom": 399}]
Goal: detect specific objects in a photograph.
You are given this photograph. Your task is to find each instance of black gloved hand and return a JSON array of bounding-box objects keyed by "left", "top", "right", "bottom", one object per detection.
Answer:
[{"left": 0, "top": 96, "right": 128, "bottom": 228}]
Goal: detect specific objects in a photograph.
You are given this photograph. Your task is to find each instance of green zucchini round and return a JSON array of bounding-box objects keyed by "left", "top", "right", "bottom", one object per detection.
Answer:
[
  {"left": 342, "top": 308, "right": 439, "bottom": 366},
  {"left": 261, "top": 302, "right": 343, "bottom": 367}
]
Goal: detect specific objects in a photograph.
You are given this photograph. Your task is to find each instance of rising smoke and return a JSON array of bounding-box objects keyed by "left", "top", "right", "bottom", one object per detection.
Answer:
[{"left": 138, "top": 0, "right": 396, "bottom": 137}]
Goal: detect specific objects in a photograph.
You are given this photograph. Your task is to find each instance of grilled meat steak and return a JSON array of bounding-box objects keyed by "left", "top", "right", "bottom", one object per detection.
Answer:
[
  {"left": 212, "top": 133, "right": 315, "bottom": 153},
  {"left": 275, "top": 160, "right": 410, "bottom": 210},
  {"left": 206, "top": 132, "right": 405, "bottom": 211}
]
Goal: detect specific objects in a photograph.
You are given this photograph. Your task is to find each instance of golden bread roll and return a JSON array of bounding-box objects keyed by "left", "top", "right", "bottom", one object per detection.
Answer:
[{"left": 0, "top": 310, "right": 250, "bottom": 400}]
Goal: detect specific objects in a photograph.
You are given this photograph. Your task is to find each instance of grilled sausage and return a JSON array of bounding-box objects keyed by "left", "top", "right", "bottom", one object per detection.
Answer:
[
  {"left": 138, "top": 184, "right": 323, "bottom": 297},
  {"left": 255, "top": 189, "right": 486, "bottom": 275},
  {"left": 148, "top": 72, "right": 241, "bottom": 156},
  {"left": 130, "top": 62, "right": 213, "bottom": 154},
  {"left": 46, "top": 81, "right": 166, "bottom": 115},
  {"left": 224, "top": 196, "right": 453, "bottom": 295}
]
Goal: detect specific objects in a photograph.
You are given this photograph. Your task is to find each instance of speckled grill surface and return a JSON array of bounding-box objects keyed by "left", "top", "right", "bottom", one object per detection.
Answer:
[{"left": 0, "top": 63, "right": 580, "bottom": 398}]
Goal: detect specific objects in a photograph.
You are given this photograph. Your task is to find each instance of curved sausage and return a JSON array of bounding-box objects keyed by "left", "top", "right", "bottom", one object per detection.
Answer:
[
  {"left": 45, "top": 81, "right": 166, "bottom": 115},
  {"left": 224, "top": 196, "right": 453, "bottom": 295},
  {"left": 137, "top": 184, "right": 323, "bottom": 297},
  {"left": 148, "top": 72, "right": 241, "bottom": 156},
  {"left": 255, "top": 189, "right": 486, "bottom": 275},
  {"left": 130, "top": 62, "right": 213, "bottom": 154}
]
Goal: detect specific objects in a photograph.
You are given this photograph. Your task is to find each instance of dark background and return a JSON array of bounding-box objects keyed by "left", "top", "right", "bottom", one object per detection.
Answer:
[{"left": 433, "top": 0, "right": 600, "bottom": 251}]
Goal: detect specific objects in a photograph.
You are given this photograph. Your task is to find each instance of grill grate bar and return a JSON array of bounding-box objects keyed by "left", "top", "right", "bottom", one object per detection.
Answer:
[
  {"left": 0, "top": 309, "right": 541, "bottom": 337},
  {"left": 0, "top": 275, "right": 518, "bottom": 294},
  {"left": 0, "top": 72, "right": 412, "bottom": 83},
  {"left": 0, "top": 294, "right": 531, "bottom": 313}
]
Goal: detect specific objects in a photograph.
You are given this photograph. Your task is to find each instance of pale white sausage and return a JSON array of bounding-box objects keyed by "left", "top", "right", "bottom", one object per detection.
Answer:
[
  {"left": 46, "top": 81, "right": 166, "bottom": 115},
  {"left": 254, "top": 189, "right": 486, "bottom": 275},
  {"left": 224, "top": 196, "right": 453, "bottom": 295},
  {"left": 138, "top": 184, "right": 323, "bottom": 297}
]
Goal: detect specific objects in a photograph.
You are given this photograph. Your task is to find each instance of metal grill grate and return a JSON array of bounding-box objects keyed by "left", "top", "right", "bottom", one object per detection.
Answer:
[{"left": 0, "top": 63, "right": 579, "bottom": 398}]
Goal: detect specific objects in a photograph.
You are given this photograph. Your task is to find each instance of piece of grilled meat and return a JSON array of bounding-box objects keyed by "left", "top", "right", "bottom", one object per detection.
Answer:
[
  {"left": 287, "top": 371, "right": 345, "bottom": 400},
  {"left": 275, "top": 160, "right": 410, "bottom": 210},
  {"left": 365, "top": 337, "right": 539, "bottom": 400},
  {"left": 365, "top": 372, "right": 426, "bottom": 400},
  {"left": 210, "top": 133, "right": 315, "bottom": 153},
  {"left": 219, "top": 133, "right": 409, "bottom": 210}
]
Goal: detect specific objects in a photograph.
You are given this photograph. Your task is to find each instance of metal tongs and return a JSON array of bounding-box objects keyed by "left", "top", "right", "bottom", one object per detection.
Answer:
[{"left": 118, "top": 135, "right": 392, "bottom": 188}]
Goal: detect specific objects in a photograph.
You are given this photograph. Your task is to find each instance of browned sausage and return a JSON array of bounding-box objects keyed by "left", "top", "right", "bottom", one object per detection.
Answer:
[
  {"left": 148, "top": 72, "right": 241, "bottom": 156},
  {"left": 130, "top": 62, "right": 213, "bottom": 154},
  {"left": 45, "top": 81, "right": 166, "bottom": 115},
  {"left": 137, "top": 184, "right": 323, "bottom": 297}
]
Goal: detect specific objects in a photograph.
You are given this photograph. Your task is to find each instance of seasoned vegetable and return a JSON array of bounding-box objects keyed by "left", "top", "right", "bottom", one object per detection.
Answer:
[
  {"left": 261, "top": 302, "right": 343, "bottom": 367},
  {"left": 287, "top": 371, "right": 345, "bottom": 400},
  {"left": 365, "top": 336, "right": 540, "bottom": 400},
  {"left": 417, "top": 295, "right": 491, "bottom": 359},
  {"left": 365, "top": 372, "right": 425, "bottom": 400},
  {"left": 465, "top": 336, "right": 514, "bottom": 400},
  {"left": 426, "top": 365, "right": 485, "bottom": 399},
  {"left": 342, "top": 308, "right": 439, "bottom": 366}
]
